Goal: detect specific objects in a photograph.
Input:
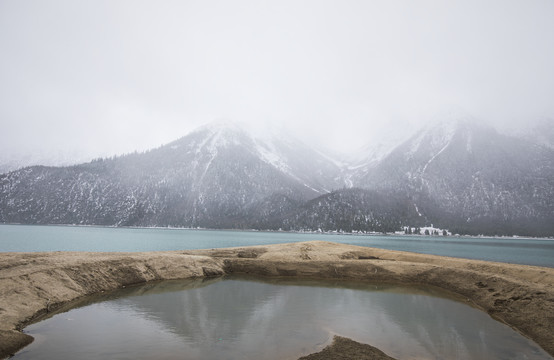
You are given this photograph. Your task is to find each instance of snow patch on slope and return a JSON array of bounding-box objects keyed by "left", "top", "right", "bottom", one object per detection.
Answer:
[
  {"left": 254, "top": 138, "right": 293, "bottom": 174},
  {"left": 421, "top": 140, "right": 451, "bottom": 175},
  {"left": 406, "top": 112, "right": 471, "bottom": 159}
]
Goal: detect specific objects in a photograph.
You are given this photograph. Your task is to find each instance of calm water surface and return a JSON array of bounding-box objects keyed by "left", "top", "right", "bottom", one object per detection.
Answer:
[
  {"left": 1, "top": 224, "right": 553, "bottom": 267},
  {"left": 14, "top": 277, "right": 553, "bottom": 360}
]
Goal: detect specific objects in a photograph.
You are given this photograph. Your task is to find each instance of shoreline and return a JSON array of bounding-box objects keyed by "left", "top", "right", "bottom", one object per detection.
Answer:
[
  {"left": 2, "top": 222, "right": 553, "bottom": 241},
  {"left": 1, "top": 241, "right": 553, "bottom": 358}
]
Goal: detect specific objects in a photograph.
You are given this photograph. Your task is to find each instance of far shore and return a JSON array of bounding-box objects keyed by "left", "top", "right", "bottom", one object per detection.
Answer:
[
  {"left": 1, "top": 241, "right": 553, "bottom": 359},
  {"left": 2, "top": 222, "right": 553, "bottom": 240}
]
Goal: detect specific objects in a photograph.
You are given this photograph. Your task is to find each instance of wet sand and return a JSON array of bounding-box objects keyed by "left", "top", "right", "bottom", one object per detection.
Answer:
[
  {"left": 298, "top": 336, "right": 397, "bottom": 360},
  {"left": 1, "top": 241, "right": 553, "bottom": 359}
]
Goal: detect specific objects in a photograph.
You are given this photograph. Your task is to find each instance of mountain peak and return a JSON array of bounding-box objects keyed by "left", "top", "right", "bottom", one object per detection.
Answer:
[
  {"left": 166, "top": 120, "right": 252, "bottom": 154},
  {"left": 162, "top": 120, "right": 344, "bottom": 195},
  {"left": 405, "top": 111, "right": 489, "bottom": 159},
  {"left": 193, "top": 120, "right": 251, "bottom": 141},
  {"left": 424, "top": 109, "right": 481, "bottom": 135},
  {"left": 196, "top": 119, "right": 248, "bottom": 133},
  {"left": 188, "top": 120, "right": 294, "bottom": 149}
]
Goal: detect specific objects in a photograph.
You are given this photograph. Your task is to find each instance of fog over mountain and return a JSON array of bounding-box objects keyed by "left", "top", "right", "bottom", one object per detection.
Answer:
[
  {"left": 1, "top": 1, "right": 553, "bottom": 235},
  {"left": 1, "top": 119, "right": 553, "bottom": 236},
  {"left": 1, "top": 0, "right": 554, "bottom": 169}
]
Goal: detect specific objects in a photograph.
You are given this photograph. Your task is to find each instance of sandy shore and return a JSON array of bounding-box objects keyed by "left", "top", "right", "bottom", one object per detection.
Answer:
[{"left": 1, "top": 241, "right": 553, "bottom": 359}]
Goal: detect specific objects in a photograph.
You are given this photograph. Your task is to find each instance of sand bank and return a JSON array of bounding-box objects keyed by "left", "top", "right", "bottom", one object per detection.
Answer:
[
  {"left": 298, "top": 336, "right": 397, "bottom": 360},
  {"left": 1, "top": 241, "right": 553, "bottom": 359}
]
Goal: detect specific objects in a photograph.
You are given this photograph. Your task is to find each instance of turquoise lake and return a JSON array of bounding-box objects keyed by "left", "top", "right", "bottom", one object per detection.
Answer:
[{"left": 1, "top": 224, "right": 553, "bottom": 267}]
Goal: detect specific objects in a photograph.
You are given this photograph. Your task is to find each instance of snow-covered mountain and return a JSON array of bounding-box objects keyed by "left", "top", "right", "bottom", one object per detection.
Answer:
[
  {"left": 354, "top": 117, "right": 554, "bottom": 235},
  {"left": 1, "top": 119, "right": 553, "bottom": 236},
  {"left": 168, "top": 121, "right": 344, "bottom": 193},
  {"left": 0, "top": 121, "right": 342, "bottom": 227}
]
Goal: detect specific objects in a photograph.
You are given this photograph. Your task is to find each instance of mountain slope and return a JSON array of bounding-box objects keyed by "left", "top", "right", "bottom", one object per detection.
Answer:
[
  {"left": 271, "top": 188, "right": 422, "bottom": 233},
  {"left": 1, "top": 119, "right": 553, "bottom": 236},
  {"left": 0, "top": 122, "right": 342, "bottom": 227},
  {"left": 355, "top": 118, "right": 554, "bottom": 235}
]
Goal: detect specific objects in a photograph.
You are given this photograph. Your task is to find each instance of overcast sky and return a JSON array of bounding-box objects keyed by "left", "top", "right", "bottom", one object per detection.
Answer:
[{"left": 1, "top": 0, "right": 553, "bottom": 161}]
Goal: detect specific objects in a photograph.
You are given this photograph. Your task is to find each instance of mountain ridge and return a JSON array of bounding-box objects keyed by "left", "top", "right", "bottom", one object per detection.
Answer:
[{"left": 1, "top": 119, "right": 553, "bottom": 236}]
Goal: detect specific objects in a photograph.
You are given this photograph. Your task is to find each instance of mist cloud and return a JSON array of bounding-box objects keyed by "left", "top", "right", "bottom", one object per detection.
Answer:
[{"left": 1, "top": 0, "right": 553, "bottom": 159}]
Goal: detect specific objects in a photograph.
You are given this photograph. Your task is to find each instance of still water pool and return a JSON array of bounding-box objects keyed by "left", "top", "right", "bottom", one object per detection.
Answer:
[{"left": 14, "top": 277, "right": 552, "bottom": 360}]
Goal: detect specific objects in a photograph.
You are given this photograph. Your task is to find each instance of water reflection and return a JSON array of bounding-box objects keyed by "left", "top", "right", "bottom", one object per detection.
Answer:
[{"left": 16, "top": 276, "right": 552, "bottom": 360}]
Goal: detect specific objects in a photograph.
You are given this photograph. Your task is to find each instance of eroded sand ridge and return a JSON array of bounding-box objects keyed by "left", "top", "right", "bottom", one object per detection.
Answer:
[{"left": 1, "top": 241, "right": 552, "bottom": 359}]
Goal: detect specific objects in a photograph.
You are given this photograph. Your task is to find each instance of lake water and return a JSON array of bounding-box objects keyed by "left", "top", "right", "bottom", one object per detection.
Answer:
[
  {"left": 1, "top": 224, "right": 553, "bottom": 267},
  {"left": 14, "top": 276, "right": 553, "bottom": 360}
]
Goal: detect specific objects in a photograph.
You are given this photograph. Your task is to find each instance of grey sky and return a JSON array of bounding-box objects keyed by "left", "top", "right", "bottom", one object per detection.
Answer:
[{"left": 1, "top": 0, "right": 553, "bottom": 160}]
